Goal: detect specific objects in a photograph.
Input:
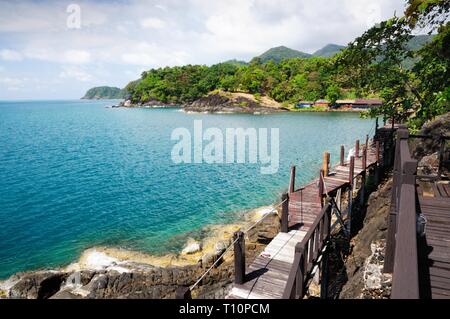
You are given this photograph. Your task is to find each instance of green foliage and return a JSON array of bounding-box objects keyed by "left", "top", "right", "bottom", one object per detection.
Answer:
[
  {"left": 122, "top": 26, "right": 439, "bottom": 111},
  {"left": 337, "top": 4, "right": 449, "bottom": 129}
]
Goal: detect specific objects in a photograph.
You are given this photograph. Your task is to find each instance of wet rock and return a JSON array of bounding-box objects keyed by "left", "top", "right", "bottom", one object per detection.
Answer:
[{"left": 182, "top": 240, "right": 202, "bottom": 255}]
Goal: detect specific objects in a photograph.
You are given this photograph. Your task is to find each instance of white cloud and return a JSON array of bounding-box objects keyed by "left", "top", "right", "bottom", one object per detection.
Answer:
[
  {"left": 0, "top": 0, "right": 408, "bottom": 99},
  {"left": 140, "top": 17, "right": 166, "bottom": 29},
  {"left": 64, "top": 50, "right": 91, "bottom": 64},
  {"left": 121, "top": 42, "right": 188, "bottom": 67},
  {"left": 0, "top": 49, "right": 23, "bottom": 61},
  {"left": 59, "top": 66, "right": 94, "bottom": 82},
  {"left": 0, "top": 76, "right": 23, "bottom": 86}
]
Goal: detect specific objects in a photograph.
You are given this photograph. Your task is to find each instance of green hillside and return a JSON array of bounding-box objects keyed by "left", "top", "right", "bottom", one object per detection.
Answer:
[
  {"left": 82, "top": 86, "right": 126, "bottom": 99},
  {"left": 313, "top": 44, "right": 346, "bottom": 57}
]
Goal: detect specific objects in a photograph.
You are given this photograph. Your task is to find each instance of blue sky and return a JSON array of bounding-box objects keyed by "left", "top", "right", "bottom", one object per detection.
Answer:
[{"left": 0, "top": 0, "right": 407, "bottom": 99}]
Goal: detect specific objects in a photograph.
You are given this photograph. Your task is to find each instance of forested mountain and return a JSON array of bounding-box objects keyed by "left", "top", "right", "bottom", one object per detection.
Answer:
[
  {"left": 313, "top": 44, "right": 347, "bottom": 57},
  {"left": 82, "top": 86, "right": 126, "bottom": 99},
  {"left": 258, "top": 46, "right": 311, "bottom": 63}
]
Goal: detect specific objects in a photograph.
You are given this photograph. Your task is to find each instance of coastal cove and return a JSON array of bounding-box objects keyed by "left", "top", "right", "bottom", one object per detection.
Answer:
[{"left": 0, "top": 100, "right": 373, "bottom": 280}]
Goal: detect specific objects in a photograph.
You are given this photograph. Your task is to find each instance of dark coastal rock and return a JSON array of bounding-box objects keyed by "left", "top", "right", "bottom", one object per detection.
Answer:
[
  {"left": 9, "top": 271, "right": 68, "bottom": 299},
  {"left": 184, "top": 93, "right": 288, "bottom": 114},
  {"left": 119, "top": 98, "right": 179, "bottom": 108},
  {"left": 411, "top": 112, "right": 450, "bottom": 158}
]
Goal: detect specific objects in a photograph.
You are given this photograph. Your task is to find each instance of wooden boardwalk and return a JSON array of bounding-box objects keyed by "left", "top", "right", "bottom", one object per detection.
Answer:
[
  {"left": 417, "top": 180, "right": 450, "bottom": 299},
  {"left": 227, "top": 141, "right": 379, "bottom": 299}
]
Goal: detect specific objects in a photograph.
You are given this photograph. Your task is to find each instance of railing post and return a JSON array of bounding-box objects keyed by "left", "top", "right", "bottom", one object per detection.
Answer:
[
  {"left": 319, "top": 169, "right": 324, "bottom": 207},
  {"left": 348, "top": 156, "right": 355, "bottom": 185},
  {"left": 355, "top": 140, "right": 360, "bottom": 158},
  {"left": 176, "top": 286, "right": 192, "bottom": 299},
  {"left": 289, "top": 165, "right": 296, "bottom": 193},
  {"left": 281, "top": 192, "right": 289, "bottom": 233},
  {"left": 365, "top": 134, "right": 369, "bottom": 149},
  {"left": 384, "top": 127, "right": 409, "bottom": 273},
  {"left": 323, "top": 152, "right": 330, "bottom": 177},
  {"left": 294, "top": 243, "right": 305, "bottom": 299},
  {"left": 340, "top": 145, "right": 345, "bottom": 166},
  {"left": 375, "top": 140, "right": 381, "bottom": 183},
  {"left": 360, "top": 146, "right": 367, "bottom": 206},
  {"left": 233, "top": 231, "right": 245, "bottom": 284}
]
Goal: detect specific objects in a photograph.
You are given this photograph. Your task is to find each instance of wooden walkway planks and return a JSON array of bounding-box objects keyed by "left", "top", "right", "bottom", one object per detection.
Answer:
[
  {"left": 227, "top": 141, "right": 379, "bottom": 299},
  {"left": 227, "top": 229, "right": 307, "bottom": 299},
  {"left": 418, "top": 181, "right": 450, "bottom": 299}
]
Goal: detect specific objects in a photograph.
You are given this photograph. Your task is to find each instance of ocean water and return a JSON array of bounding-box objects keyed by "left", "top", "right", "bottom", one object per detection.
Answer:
[{"left": 0, "top": 100, "right": 374, "bottom": 279}]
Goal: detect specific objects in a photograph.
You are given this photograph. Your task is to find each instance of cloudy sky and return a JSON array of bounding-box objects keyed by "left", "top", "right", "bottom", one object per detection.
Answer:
[{"left": 0, "top": 0, "right": 407, "bottom": 99}]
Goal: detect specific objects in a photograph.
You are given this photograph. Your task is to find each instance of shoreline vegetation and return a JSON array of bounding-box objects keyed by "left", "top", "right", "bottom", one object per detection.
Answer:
[
  {"left": 83, "top": 35, "right": 434, "bottom": 117},
  {"left": 109, "top": 90, "right": 370, "bottom": 114}
]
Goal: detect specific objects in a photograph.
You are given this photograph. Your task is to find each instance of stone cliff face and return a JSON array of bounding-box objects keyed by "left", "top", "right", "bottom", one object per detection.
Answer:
[{"left": 339, "top": 178, "right": 392, "bottom": 299}]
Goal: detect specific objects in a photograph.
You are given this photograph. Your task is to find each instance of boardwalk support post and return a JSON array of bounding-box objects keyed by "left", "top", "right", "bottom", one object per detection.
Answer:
[
  {"left": 355, "top": 140, "right": 360, "bottom": 158},
  {"left": 340, "top": 145, "right": 345, "bottom": 166},
  {"left": 375, "top": 140, "right": 381, "bottom": 184},
  {"left": 320, "top": 245, "right": 329, "bottom": 299},
  {"left": 289, "top": 165, "right": 296, "bottom": 193},
  {"left": 348, "top": 156, "right": 355, "bottom": 234},
  {"left": 375, "top": 117, "right": 379, "bottom": 137},
  {"left": 281, "top": 192, "right": 289, "bottom": 233},
  {"left": 234, "top": 231, "right": 245, "bottom": 284},
  {"left": 176, "top": 286, "right": 192, "bottom": 299}
]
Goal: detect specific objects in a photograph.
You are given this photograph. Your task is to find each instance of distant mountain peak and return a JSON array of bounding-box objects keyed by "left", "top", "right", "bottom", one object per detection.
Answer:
[
  {"left": 313, "top": 44, "right": 346, "bottom": 57},
  {"left": 258, "top": 46, "right": 311, "bottom": 63}
]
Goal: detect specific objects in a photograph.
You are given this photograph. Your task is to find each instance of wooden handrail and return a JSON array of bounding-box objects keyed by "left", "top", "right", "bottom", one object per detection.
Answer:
[
  {"left": 385, "top": 127, "right": 420, "bottom": 299},
  {"left": 282, "top": 199, "right": 332, "bottom": 299}
]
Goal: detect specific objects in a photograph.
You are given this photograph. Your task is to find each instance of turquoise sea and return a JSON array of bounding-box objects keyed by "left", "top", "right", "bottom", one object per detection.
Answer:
[{"left": 0, "top": 100, "right": 374, "bottom": 279}]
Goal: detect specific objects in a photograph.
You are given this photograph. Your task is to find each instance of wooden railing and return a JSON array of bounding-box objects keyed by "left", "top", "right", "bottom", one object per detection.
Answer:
[
  {"left": 282, "top": 198, "right": 332, "bottom": 299},
  {"left": 383, "top": 126, "right": 420, "bottom": 299}
]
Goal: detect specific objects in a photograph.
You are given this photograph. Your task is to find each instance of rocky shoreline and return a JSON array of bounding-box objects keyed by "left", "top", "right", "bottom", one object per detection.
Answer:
[
  {"left": 0, "top": 206, "right": 281, "bottom": 299},
  {"left": 113, "top": 91, "right": 289, "bottom": 114}
]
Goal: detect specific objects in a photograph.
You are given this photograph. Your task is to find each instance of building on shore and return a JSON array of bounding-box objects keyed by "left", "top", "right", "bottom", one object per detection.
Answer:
[
  {"left": 314, "top": 99, "right": 330, "bottom": 108},
  {"left": 335, "top": 99, "right": 383, "bottom": 109},
  {"left": 295, "top": 101, "right": 314, "bottom": 108}
]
